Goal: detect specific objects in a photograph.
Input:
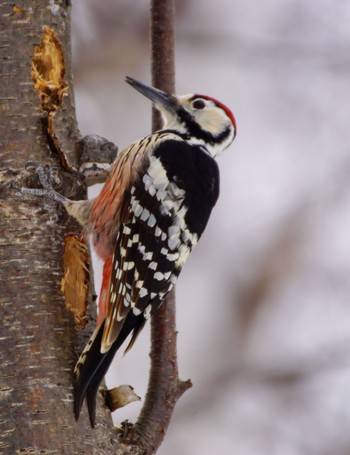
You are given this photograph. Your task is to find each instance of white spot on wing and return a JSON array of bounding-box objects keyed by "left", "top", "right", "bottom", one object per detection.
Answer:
[
  {"left": 149, "top": 261, "right": 157, "bottom": 270},
  {"left": 132, "top": 200, "right": 143, "bottom": 217},
  {"left": 148, "top": 214, "right": 156, "bottom": 227},
  {"left": 143, "top": 174, "right": 157, "bottom": 197},
  {"left": 135, "top": 280, "right": 144, "bottom": 289},
  {"left": 141, "top": 208, "right": 150, "bottom": 222},
  {"left": 154, "top": 271, "right": 164, "bottom": 281},
  {"left": 123, "top": 226, "right": 131, "bottom": 235},
  {"left": 144, "top": 251, "right": 153, "bottom": 261},
  {"left": 139, "top": 287, "right": 148, "bottom": 298},
  {"left": 138, "top": 244, "right": 146, "bottom": 254},
  {"left": 168, "top": 237, "right": 180, "bottom": 250},
  {"left": 143, "top": 173, "right": 151, "bottom": 188},
  {"left": 168, "top": 225, "right": 179, "bottom": 237}
]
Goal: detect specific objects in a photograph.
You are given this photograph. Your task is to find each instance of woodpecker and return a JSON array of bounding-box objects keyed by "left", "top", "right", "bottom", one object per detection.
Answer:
[{"left": 22, "top": 77, "right": 236, "bottom": 426}]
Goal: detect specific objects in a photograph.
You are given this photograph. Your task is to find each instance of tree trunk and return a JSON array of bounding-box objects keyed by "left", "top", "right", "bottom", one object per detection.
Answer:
[{"left": 0, "top": 1, "right": 118, "bottom": 452}]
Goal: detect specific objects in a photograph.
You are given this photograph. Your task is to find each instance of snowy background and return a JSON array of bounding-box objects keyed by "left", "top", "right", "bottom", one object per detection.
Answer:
[{"left": 72, "top": 1, "right": 350, "bottom": 454}]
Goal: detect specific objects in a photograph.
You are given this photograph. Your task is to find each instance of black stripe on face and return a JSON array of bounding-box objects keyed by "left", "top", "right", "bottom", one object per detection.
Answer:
[{"left": 176, "top": 106, "right": 231, "bottom": 145}]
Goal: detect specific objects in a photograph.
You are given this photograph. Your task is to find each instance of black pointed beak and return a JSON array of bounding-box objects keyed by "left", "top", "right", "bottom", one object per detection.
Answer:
[{"left": 125, "top": 76, "right": 177, "bottom": 113}]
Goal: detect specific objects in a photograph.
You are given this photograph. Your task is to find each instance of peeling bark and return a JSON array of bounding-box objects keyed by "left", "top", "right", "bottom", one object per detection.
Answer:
[
  {"left": 32, "top": 26, "right": 67, "bottom": 112},
  {"left": 61, "top": 234, "right": 89, "bottom": 329}
]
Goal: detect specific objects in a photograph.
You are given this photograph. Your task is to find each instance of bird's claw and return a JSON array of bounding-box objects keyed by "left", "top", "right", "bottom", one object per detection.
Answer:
[
  {"left": 19, "top": 162, "right": 67, "bottom": 204},
  {"left": 25, "top": 161, "right": 53, "bottom": 190}
]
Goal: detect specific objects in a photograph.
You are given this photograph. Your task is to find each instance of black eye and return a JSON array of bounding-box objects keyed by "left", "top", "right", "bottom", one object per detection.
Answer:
[{"left": 192, "top": 99, "right": 206, "bottom": 110}]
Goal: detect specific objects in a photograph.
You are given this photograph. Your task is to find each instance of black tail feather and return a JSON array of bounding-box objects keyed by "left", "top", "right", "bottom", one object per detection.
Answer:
[
  {"left": 74, "top": 322, "right": 106, "bottom": 422},
  {"left": 85, "top": 344, "right": 121, "bottom": 427},
  {"left": 74, "top": 313, "right": 144, "bottom": 426},
  {"left": 86, "top": 381, "right": 100, "bottom": 427}
]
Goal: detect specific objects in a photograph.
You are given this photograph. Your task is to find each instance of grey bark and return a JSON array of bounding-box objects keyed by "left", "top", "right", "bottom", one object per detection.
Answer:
[{"left": 0, "top": 1, "right": 118, "bottom": 453}]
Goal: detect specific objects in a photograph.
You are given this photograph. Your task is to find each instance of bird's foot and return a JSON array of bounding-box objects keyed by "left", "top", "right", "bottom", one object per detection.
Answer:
[{"left": 18, "top": 161, "right": 67, "bottom": 204}]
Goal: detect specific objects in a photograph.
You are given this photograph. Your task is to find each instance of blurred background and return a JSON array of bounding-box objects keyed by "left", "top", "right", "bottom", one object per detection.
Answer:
[{"left": 72, "top": 1, "right": 350, "bottom": 454}]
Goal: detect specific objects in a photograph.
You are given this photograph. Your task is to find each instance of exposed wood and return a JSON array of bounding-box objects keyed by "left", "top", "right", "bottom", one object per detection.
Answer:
[{"left": 61, "top": 234, "right": 89, "bottom": 329}]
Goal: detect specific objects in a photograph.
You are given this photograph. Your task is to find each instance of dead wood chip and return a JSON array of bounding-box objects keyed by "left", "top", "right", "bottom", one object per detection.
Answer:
[
  {"left": 32, "top": 26, "right": 68, "bottom": 112},
  {"left": 102, "top": 385, "right": 141, "bottom": 412},
  {"left": 13, "top": 5, "right": 23, "bottom": 13},
  {"left": 61, "top": 235, "right": 89, "bottom": 328}
]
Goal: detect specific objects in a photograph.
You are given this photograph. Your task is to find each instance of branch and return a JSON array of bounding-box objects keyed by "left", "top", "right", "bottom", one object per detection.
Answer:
[
  {"left": 150, "top": 0, "right": 176, "bottom": 129},
  {"left": 127, "top": 0, "right": 192, "bottom": 451},
  {"left": 133, "top": 290, "right": 192, "bottom": 450}
]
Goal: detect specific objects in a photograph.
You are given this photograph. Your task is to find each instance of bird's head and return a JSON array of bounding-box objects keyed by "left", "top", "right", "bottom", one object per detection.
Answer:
[{"left": 126, "top": 76, "right": 236, "bottom": 158}]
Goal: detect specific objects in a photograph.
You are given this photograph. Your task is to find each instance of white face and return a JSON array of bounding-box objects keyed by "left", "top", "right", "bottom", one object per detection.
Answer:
[
  {"left": 160, "top": 94, "right": 236, "bottom": 157},
  {"left": 181, "top": 95, "right": 233, "bottom": 133}
]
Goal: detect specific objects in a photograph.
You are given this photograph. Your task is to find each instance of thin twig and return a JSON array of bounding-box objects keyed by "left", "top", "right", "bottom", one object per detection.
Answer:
[{"left": 131, "top": 0, "right": 192, "bottom": 451}]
